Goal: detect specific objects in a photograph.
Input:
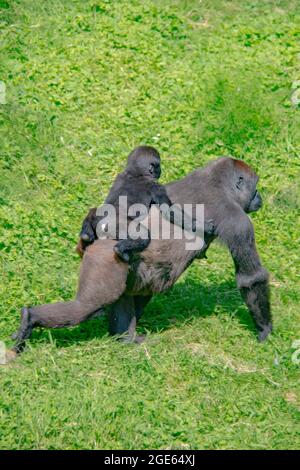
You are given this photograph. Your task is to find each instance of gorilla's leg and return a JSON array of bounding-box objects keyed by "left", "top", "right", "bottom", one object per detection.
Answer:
[
  {"left": 108, "top": 294, "right": 136, "bottom": 343},
  {"left": 108, "top": 294, "right": 150, "bottom": 343},
  {"left": 134, "top": 295, "right": 152, "bottom": 322},
  {"left": 12, "top": 301, "right": 105, "bottom": 352},
  {"left": 12, "top": 240, "right": 128, "bottom": 352},
  {"left": 134, "top": 295, "right": 152, "bottom": 343},
  {"left": 108, "top": 294, "right": 135, "bottom": 338}
]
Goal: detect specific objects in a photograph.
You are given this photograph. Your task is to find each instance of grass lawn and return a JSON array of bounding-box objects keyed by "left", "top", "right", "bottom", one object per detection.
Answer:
[{"left": 0, "top": 0, "right": 299, "bottom": 450}]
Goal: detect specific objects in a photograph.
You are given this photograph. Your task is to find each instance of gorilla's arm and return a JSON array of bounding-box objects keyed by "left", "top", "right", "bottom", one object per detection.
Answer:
[
  {"left": 151, "top": 184, "right": 196, "bottom": 232},
  {"left": 217, "top": 209, "right": 272, "bottom": 341}
]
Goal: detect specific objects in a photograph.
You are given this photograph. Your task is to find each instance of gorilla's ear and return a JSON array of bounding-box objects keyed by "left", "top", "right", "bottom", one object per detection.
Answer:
[{"left": 236, "top": 176, "right": 244, "bottom": 190}]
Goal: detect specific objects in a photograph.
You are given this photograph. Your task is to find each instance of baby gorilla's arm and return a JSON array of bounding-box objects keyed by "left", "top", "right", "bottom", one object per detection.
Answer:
[
  {"left": 151, "top": 184, "right": 196, "bottom": 231},
  {"left": 151, "top": 184, "right": 214, "bottom": 249}
]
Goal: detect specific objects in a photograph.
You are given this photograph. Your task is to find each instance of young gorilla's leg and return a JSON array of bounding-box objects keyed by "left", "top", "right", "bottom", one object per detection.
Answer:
[{"left": 114, "top": 228, "right": 150, "bottom": 262}]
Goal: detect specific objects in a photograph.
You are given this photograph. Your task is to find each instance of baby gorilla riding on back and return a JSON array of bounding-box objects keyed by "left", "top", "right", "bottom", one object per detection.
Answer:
[{"left": 79, "top": 146, "right": 212, "bottom": 262}]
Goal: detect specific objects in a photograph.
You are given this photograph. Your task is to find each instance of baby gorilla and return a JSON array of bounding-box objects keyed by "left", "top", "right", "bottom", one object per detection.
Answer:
[{"left": 79, "top": 146, "right": 211, "bottom": 262}]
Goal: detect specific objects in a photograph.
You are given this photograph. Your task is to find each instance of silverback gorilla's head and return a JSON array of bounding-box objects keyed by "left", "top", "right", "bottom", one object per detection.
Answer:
[
  {"left": 210, "top": 157, "right": 263, "bottom": 214},
  {"left": 232, "top": 159, "right": 263, "bottom": 213},
  {"left": 127, "top": 146, "right": 161, "bottom": 180}
]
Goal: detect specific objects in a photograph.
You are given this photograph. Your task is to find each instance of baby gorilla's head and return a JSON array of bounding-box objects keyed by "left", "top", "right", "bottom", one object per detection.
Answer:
[{"left": 127, "top": 145, "right": 161, "bottom": 179}]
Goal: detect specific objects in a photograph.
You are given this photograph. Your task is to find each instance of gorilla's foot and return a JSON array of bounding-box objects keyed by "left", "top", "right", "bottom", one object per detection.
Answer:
[
  {"left": 258, "top": 322, "right": 273, "bottom": 342},
  {"left": 119, "top": 333, "right": 146, "bottom": 344},
  {"left": 117, "top": 315, "right": 146, "bottom": 345},
  {"left": 134, "top": 334, "right": 146, "bottom": 344},
  {"left": 12, "top": 340, "right": 26, "bottom": 354},
  {"left": 11, "top": 307, "right": 34, "bottom": 352}
]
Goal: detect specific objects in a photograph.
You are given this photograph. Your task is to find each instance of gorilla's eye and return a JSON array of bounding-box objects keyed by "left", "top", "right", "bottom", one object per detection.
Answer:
[
  {"left": 236, "top": 176, "right": 244, "bottom": 190},
  {"left": 149, "top": 164, "right": 155, "bottom": 175}
]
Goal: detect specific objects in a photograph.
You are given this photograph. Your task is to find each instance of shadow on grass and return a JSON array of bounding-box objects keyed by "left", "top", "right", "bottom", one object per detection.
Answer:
[{"left": 27, "top": 277, "right": 257, "bottom": 349}]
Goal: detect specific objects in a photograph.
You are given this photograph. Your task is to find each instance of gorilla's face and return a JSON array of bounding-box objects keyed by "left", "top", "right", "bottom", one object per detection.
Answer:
[
  {"left": 127, "top": 146, "right": 161, "bottom": 180},
  {"left": 246, "top": 189, "right": 263, "bottom": 213},
  {"left": 234, "top": 168, "right": 262, "bottom": 213},
  {"left": 140, "top": 155, "right": 161, "bottom": 180}
]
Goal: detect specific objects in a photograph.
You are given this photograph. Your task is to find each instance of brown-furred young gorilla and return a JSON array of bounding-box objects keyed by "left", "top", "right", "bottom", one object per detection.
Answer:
[{"left": 12, "top": 157, "right": 271, "bottom": 352}]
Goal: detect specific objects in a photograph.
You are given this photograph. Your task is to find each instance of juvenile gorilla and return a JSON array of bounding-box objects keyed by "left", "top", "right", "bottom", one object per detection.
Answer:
[
  {"left": 79, "top": 145, "right": 208, "bottom": 262},
  {"left": 12, "top": 157, "right": 272, "bottom": 352}
]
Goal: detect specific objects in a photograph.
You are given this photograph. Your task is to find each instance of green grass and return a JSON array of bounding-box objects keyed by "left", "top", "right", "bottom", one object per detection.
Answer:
[{"left": 0, "top": 0, "right": 300, "bottom": 450}]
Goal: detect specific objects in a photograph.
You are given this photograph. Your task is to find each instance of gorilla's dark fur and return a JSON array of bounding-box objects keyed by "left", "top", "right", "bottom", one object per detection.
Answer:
[
  {"left": 12, "top": 157, "right": 271, "bottom": 351},
  {"left": 79, "top": 145, "right": 203, "bottom": 263}
]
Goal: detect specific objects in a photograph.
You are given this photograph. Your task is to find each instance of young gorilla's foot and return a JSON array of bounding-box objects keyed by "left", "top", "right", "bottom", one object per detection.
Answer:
[{"left": 113, "top": 245, "right": 130, "bottom": 263}]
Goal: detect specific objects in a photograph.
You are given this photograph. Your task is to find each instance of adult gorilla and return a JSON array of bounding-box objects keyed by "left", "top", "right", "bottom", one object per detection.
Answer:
[{"left": 13, "top": 157, "right": 272, "bottom": 350}]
